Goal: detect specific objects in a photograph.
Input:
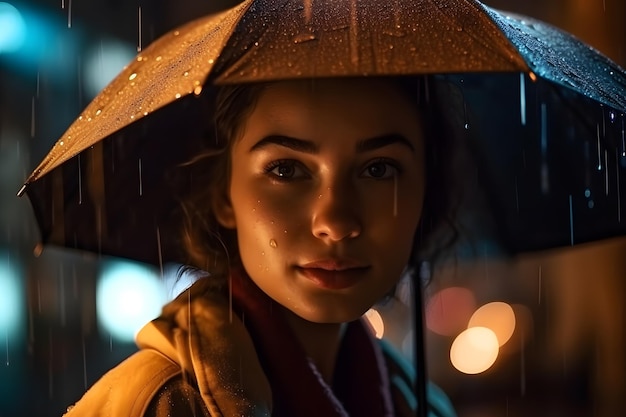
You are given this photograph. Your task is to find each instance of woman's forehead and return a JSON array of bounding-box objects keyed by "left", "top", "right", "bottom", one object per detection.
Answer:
[{"left": 242, "top": 78, "right": 424, "bottom": 137}]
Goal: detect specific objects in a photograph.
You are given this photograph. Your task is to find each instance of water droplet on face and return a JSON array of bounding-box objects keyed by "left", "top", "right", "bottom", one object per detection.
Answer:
[
  {"left": 269, "top": 239, "right": 277, "bottom": 248},
  {"left": 261, "top": 251, "right": 265, "bottom": 256}
]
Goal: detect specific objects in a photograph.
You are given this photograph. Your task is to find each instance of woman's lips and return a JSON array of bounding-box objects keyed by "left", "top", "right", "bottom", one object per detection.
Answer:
[{"left": 296, "top": 260, "right": 370, "bottom": 290}]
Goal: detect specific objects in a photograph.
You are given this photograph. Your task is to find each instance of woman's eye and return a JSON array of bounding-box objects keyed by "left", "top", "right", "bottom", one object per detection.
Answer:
[
  {"left": 265, "top": 160, "right": 308, "bottom": 180},
  {"left": 362, "top": 160, "right": 399, "bottom": 179}
]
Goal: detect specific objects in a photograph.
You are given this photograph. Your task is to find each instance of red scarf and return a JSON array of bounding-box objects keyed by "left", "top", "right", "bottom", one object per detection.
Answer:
[{"left": 230, "top": 270, "right": 395, "bottom": 417}]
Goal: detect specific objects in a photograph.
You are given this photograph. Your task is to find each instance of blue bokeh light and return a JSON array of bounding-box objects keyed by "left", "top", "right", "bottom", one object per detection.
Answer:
[
  {"left": 0, "top": 253, "right": 24, "bottom": 337},
  {"left": 0, "top": 2, "right": 26, "bottom": 53},
  {"left": 83, "top": 38, "right": 135, "bottom": 98},
  {"left": 96, "top": 260, "right": 165, "bottom": 342}
]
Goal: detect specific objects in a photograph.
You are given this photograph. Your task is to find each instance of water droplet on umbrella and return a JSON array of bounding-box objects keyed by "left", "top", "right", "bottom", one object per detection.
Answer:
[
  {"left": 293, "top": 32, "right": 317, "bottom": 43},
  {"left": 269, "top": 239, "right": 277, "bottom": 248},
  {"left": 129, "top": 73, "right": 137, "bottom": 81}
]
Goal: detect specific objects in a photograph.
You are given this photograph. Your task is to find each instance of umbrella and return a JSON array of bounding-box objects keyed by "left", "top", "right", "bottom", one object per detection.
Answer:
[
  {"left": 18, "top": 0, "right": 626, "bottom": 263},
  {"left": 17, "top": 0, "right": 626, "bottom": 415}
]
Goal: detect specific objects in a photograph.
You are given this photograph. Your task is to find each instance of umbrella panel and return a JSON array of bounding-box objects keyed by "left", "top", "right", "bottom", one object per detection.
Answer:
[
  {"left": 452, "top": 72, "right": 626, "bottom": 253},
  {"left": 26, "top": 95, "right": 215, "bottom": 265}
]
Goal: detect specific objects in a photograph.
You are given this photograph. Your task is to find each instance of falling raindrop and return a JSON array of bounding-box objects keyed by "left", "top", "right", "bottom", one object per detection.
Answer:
[
  {"left": 393, "top": 173, "right": 398, "bottom": 217},
  {"left": 138, "top": 158, "right": 143, "bottom": 196},
  {"left": 540, "top": 103, "right": 549, "bottom": 194},
  {"left": 569, "top": 194, "right": 574, "bottom": 245},
  {"left": 621, "top": 115, "right": 625, "bottom": 157},
  {"left": 59, "top": 264, "right": 66, "bottom": 327},
  {"left": 519, "top": 73, "right": 526, "bottom": 126},
  {"left": 269, "top": 239, "right": 277, "bottom": 248},
  {"left": 67, "top": 0, "right": 72, "bottom": 28},
  {"left": 596, "top": 124, "right": 602, "bottom": 171},
  {"left": 514, "top": 176, "right": 519, "bottom": 213},
  {"left": 604, "top": 149, "right": 609, "bottom": 195},
  {"left": 616, "top": 153, "right": 622, "bottom": 223},
  {"left": 5, "top": 330, "right": 9, "bottom": 366},
  {"left": 31, "top": 96, "right": 35, "bottom": 138},
  {"left": 78, "top": 154, "right": 83, "bottom": 204},
  {"left": 82, "top": 337, "right": 87, "bottom": 389},
  {"left": 537, "top": 266, "right": 542, "bottom": 305},
  {"left": 137, "top": 6, "right": 143, "bottom": 52},
  {"left": 520, "top": 329, "right": 526, "bottom": 396},
  {"left": 156, "top": 227, "right": 163, "bottom": 278}
]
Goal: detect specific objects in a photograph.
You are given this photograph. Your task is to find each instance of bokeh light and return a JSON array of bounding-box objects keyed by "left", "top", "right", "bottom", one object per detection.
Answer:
[
  {"left": 364, "top": 308, "right": 384, "bottom": 339},
  {"left": 426, "top": 286, "right": 476, "bottom": 336},
  {"left": 83, "top": 38, "right": 135, "bottom": 98},
  {"left": 450, "top": 326, "right": 499, "bottom": 374},
  {"left": 468, "top": 302, "right": 516, "bottom": 346},
  {"left": 96, "top": 260, "right": 164, "bottom": 342},
  {"left": 0, "top": 254, "right": 23, "bottom": 337},
  {"left": 0, "top": 3, "right": 26, "bottom": 53}
]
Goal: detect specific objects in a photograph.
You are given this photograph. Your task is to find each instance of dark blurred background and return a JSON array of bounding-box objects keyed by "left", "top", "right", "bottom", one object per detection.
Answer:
[{"left": 1, "top": 1, "right": 625, "bottom": 416}]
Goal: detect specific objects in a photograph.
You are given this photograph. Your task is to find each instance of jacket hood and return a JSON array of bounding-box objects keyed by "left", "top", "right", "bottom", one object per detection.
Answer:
[{"left": 135, "top": 278, "right": 273, "bottom": 416}]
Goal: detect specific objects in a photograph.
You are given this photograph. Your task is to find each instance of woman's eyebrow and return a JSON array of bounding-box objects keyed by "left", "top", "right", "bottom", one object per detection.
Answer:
[
  {"left": 250, "top": 135, "right": 319, "bottom": 153},
  {"left": 249, "top": 133, "right": 415, "bottom": 153},
  {"left": 356, "top": 134, "right": 415, "bottom": 153}
]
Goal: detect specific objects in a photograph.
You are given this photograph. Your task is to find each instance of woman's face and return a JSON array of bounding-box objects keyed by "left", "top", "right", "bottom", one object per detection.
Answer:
[{"left": 215, "top": 78, "right": 425, "bottom": 323}]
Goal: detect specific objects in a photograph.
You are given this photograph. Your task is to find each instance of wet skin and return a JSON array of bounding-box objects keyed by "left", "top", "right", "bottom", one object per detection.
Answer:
[{"left": 215, "top": 78, "right": 426, "bottom": 324}]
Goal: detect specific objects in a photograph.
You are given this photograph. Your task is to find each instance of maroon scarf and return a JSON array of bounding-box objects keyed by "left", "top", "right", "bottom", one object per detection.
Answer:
[{"left": 229, "top": 269, "right": 395, "bottom": 417}]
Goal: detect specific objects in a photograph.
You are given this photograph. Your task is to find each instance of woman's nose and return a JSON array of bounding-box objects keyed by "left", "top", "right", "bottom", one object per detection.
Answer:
[{"left": 311, "top": 183, "right": 362, "bottom": 242}]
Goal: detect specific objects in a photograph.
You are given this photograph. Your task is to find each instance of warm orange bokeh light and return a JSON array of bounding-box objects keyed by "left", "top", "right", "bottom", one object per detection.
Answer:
[
  {"left": 364, "top": 308, "right": 384, "bottom": 339},
  {"left": 450, "top": 327, "right": 499, "bottom": 374},
  {"left": 468, "top": 302, "right": 516, "bottom": 346}
]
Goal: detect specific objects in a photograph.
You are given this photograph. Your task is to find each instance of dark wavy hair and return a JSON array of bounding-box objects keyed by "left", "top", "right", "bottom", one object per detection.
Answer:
[{"left": 178, "top": 77, "right": 460, "bottom": 282}]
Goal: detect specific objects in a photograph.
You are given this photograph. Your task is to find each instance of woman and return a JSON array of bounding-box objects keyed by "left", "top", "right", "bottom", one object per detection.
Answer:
[{"left": 64, "top": 77, "right": 457, "bottom": 417}]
